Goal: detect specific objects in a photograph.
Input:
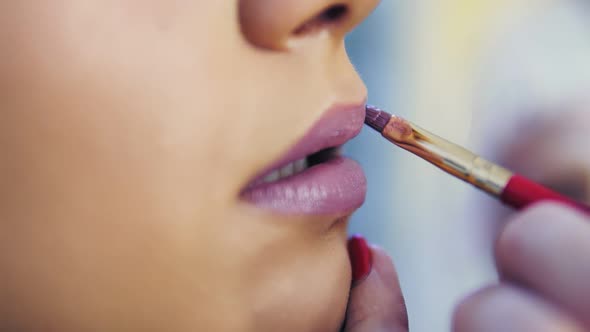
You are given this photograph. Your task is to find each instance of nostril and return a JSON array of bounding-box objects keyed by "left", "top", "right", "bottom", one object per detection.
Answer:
[
  {"left": 293, "top": 4, "right": 349, "bottom": 36},
  {"left": 321, "top": 4, "right": 348, "bottom": 21}
]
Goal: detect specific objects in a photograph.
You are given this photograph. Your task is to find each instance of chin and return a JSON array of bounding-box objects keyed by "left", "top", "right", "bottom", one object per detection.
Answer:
[{"left": 244, "top": 225, "right": 352, "bottom": 331}]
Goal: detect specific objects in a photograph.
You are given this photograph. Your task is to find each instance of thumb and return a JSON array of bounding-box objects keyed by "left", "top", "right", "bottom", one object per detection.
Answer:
[{"left": 343, "top": 236, "right": 409, "bottom": 332}]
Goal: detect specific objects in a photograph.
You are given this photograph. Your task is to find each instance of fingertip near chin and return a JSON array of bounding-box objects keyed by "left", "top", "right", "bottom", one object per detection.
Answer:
[
  {"left": 344, "top": 245, "right": 408, "bottom": 332},
  {"left": 369, "top": 245, "right": 409, "bottom": 331},
  {"left": 368, "top": 245, "right": 397, "bottom": 281}
]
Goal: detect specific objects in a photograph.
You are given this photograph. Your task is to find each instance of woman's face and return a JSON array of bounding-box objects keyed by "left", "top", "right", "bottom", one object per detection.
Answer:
[{"left": 0, "top": 0, "right": 378, "bottom": 330}]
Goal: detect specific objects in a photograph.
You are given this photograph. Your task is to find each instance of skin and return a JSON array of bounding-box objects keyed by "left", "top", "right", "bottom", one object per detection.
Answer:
[
  {"left": 345, "top": 111, "right": 590, "bottom": 332},
  {"left": 3, "top": 0, "right": 587, "bottom": 330},
  {"left": 453, "top": 109, "right": 590, "bottom": 331},
  {"left": 454, "top": 203, "right": 590, "bottom": 331},
  {"left": 0, "top": 1, "right": 381, "bottom": 330},
  {"left": 343, "top": 246, "right": 409, "bottom": 332}
]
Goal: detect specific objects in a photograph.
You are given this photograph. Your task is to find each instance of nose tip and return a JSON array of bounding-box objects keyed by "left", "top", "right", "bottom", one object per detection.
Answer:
[{"left": 239, "top": 0, "right": 380, "bottom": 51}]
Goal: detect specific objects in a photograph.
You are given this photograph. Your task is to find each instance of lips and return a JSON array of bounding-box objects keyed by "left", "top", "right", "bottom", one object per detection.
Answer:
[{"left": 241, "top": 103, "right": 367, "bottom": 215}]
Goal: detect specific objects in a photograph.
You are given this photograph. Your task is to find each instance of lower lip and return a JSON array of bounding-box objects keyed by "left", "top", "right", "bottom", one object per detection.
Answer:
[{"left": 241, "top": 157, "right": 367, "bottom": 215}]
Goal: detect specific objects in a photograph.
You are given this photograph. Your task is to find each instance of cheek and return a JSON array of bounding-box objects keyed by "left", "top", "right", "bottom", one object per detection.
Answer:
[
  {"left": 1, "top": 2, "right": 353, "bottom": 330},
  {"left": 1, "top": 1, "right": 248, "bottom": 205},
  {"left": 0, "top": 3, "right": 262, "bottom": 327}
]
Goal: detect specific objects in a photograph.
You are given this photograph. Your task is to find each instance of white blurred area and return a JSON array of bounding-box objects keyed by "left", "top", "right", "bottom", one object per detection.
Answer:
[{"left": 346, "top": 0, "right": 590, "bottom": 331}]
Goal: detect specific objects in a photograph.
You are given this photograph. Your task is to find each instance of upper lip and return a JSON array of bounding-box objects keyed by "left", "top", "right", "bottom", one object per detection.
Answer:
[{"left": 246, "top": 102, "right": 366, "bottom": 184}]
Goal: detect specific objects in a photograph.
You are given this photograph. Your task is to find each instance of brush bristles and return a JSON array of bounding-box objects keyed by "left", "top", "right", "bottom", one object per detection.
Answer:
[{"left": 365, "top": 105, "right": 391, "bottom": 133}]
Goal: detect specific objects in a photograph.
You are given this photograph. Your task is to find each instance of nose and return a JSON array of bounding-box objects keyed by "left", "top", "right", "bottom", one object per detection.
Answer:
[{"left": 239, "top": 0, "right": 380, "bottom": 50}]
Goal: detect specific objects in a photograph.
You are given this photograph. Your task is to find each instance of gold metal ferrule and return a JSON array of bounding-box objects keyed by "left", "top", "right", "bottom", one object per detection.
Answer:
[{"left": 382, "top": 116, "right": 513, "bottom": 196}]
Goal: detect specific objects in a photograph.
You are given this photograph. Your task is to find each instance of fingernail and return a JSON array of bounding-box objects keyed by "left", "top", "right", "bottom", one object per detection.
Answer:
[{"left": 347, "top": 235, "right": 372, "bottom": 285}]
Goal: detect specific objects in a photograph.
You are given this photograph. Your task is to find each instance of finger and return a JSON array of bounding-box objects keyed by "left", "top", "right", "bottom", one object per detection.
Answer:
[
  {"left": 453, "top": 284, "right": 584, "bottom": 332},
  {"left": 496, "top": 109, "right": 590, "bottom": 205},
  {"left": 495, "top": 203, "right": 590, "bottom": 326},
  {"left": 343, "top": 238, "right": 408, "bottom": 332}
]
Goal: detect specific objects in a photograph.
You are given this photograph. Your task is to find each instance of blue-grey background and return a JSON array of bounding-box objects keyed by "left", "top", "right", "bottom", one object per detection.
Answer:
[{"left": 344, "top": 1, "right": 590, "bottom": 330}]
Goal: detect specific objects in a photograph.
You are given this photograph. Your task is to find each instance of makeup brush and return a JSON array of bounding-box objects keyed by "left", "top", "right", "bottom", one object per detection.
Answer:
[{"left": 365, "top": 105, "right": 590, "bottom": 214}]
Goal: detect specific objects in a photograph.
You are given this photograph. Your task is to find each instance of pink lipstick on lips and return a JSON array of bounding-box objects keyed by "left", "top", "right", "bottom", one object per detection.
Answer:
[{"left": 241, "top": 103, "right": 367, "bottom": 215}]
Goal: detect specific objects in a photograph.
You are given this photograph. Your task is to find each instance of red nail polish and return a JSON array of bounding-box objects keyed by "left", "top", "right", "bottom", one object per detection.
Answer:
[{"left": 347, "top": 235, "right": 372, "bottom": 284}]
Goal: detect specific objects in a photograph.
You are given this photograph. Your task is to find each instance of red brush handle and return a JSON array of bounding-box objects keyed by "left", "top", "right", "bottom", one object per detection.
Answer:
[{"left": 501, "top": 174, "right": 590, "bottom": 214}]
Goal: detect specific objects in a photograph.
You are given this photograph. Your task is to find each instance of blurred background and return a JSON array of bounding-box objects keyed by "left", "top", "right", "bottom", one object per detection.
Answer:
[{"left": 345, "top": 0, "right": 590, "bottom": 330}]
